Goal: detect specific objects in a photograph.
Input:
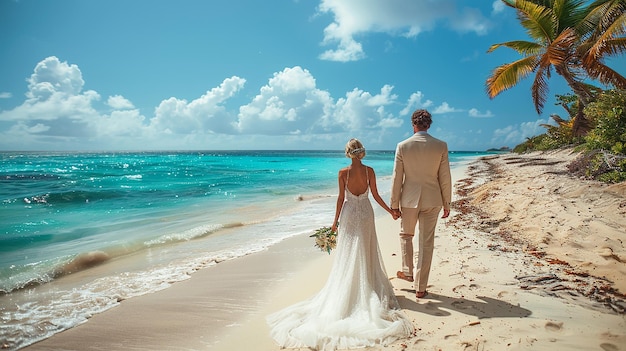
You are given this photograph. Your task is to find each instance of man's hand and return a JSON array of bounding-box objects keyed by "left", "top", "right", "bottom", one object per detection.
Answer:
[{"left": 441, "top": 208, "right": 450, "bottom": 219}]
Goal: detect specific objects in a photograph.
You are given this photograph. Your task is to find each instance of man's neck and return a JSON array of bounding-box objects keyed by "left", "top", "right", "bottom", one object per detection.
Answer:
[{"left": 413, "top": 125, "right": 429, "bottom": 134}]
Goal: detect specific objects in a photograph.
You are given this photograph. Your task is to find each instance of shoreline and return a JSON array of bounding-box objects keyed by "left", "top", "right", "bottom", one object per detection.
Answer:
[
  {"left": 22, "top": 149, "right": 626, "bottom": 351},
  {"left": 21, "top": 233, "right": 330, "bottom": 351}
]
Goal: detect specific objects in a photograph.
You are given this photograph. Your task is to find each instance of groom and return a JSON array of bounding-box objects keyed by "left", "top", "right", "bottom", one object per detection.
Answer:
[{"left": 390, "top": 109, "right": 452, "bottom": 299}]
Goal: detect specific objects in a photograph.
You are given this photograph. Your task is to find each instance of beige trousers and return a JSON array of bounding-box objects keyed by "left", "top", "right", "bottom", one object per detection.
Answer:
[{"left": 399, "top": 206, "right": 441, "bottom": 292}]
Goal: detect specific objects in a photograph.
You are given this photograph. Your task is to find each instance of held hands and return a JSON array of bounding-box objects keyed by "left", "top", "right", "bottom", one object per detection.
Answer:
[{"left": 390, "top": 209, "right": 401, "bottom": 220}]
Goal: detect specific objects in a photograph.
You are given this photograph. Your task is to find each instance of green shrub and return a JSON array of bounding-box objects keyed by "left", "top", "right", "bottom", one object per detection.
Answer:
[
  {"left": 583, "top": 89, "right": 626, "bottom": 155},
  {"left": 567, "top": 150, "right": 626, "bottom": 183},
  {"left": 513, "top": 135, "right": 547, "bottom": 153}
]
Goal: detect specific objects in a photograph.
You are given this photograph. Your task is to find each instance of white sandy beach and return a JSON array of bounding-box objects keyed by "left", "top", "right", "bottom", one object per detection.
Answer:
[{"left": 23, "top": 149, "right": 626, "bottom": 351}]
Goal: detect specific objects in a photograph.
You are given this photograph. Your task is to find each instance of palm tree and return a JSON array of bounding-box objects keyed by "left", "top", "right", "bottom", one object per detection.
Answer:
[{"left": 486, "top": 0, "right": 626, "bottom": 136}]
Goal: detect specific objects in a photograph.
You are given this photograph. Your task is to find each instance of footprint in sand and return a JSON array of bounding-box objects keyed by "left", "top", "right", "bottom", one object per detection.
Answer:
[
  {"left": 452, "top": 284, "right": 466, "bottom": 292},
  {"left": 545, "top": 321, "right": 563, "bottom": 332},
  {"left": 497, "top": 290, "right": 515, "bottom": 298},
  {"left": 600, "top": 343, "right": 619, "bottom": 351}
]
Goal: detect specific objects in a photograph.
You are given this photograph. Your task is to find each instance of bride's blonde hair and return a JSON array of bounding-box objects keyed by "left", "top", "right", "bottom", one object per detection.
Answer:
[{"left": 345, "top": 138, "right": 366, "bottom": 159}]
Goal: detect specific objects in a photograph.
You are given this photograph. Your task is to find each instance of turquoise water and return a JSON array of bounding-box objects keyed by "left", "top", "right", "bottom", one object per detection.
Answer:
[{"left": 0, "top": 150, "right": 486, "bottom": 349}]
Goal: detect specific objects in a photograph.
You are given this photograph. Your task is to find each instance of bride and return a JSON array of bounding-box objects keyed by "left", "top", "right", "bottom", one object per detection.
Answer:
[{"left": 267, "top": 139, "right": 414, "bottom": 350}]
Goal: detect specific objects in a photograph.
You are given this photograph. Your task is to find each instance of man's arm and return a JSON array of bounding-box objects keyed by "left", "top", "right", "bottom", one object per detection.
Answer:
[
  {"left": 390, "top": 144, "right": 404, "bottom": 210},
  {"left": 438, "top": 143, "right": 452, "bottom": 217}
]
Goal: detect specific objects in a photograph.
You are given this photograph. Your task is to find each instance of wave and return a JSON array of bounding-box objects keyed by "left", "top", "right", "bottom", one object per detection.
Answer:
[
  {"left": 58, "top": 251, "right": 111, "bottom": 275},
  {"left": 0, "top": 251, "right": 110, "bottom": 295},
  {"left": 0, "top": 219, "right": 255, "bottom": 295},
  {"left": 143, "top": 222, "right": 238, "bottom": 246}
]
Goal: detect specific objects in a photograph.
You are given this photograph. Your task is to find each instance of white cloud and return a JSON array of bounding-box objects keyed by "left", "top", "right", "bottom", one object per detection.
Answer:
[
  {"left": 492, "top": 0, "right": 506, "bottom": 15},
  {"left": 152, "top": 76, "right": 246, "bottom": 135},
  {"left": 491, "top": 118, "right": 549, "bottom": 147},
  {"left": 333, "top": 85, "right": 399, "bottom": 131},
  {"left": 107, "top": 95, "right": 135, "bottom": 110},
  {"left": 449, "top": 7, "right": 490, "bottom": 35},
  {"left": 235, "top": 66, "right": 333, "bottom": 134},
  {"left": 0, "top": 56, "right": 100, "bottom": 126},
  {"left": 319, "top": 32, "right": 365, "bottom": 62},
  {"left": 400, "top": 91, "right": 433, "bottom": 116},
  {"left": 0, "top": 92, "right": 12, "bottom": 99},
  {"left": 432, "top": 102, "right": 462, "bottom": 114},
  {"left": 468, "top": 108, "right": 494, "bottom": 118},
  {"left": 377, "top": 115, "right": 403, "bottom": 129},
  {"left": 0, "top": 58, "right": 436, "bottom": 150},
  {"left": 27, "top": 56, "right": 84, "bottom": 100},
  {"left": 317, "top": 0, "right": 491, "bottom": 61}
]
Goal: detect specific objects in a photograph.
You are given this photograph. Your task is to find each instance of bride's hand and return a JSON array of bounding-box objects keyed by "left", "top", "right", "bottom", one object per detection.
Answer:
[{"left": 332, "top": 224, "right": 338, "bottom": 233}]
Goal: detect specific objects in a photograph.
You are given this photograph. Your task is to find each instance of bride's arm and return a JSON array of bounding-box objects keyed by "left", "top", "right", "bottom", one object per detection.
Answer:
[
  {"left": 332, "top": 169, "right": 347, "bottom": 232},
  {"left": 368, "top": 167, "right": 397, "bottom": 218}
]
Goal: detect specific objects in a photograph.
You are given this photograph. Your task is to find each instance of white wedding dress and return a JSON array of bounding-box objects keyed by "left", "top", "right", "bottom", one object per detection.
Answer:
[{"left": 267, "top": 169, "right": 414, "bottom": 350}]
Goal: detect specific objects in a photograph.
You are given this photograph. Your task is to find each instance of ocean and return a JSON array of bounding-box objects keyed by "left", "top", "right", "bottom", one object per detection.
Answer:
[{"left": 0, "top": 150, "right": 486, "bottom": 349}]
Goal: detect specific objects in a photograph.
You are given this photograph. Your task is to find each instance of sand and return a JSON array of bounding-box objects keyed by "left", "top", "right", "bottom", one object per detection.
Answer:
[{"left": 22, "top": 148, "right": 626, "bottom": 351}]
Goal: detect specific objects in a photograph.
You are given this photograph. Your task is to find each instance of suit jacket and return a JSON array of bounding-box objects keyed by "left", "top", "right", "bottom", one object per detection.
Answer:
[{"left": 390, "top": 132, "right": 452, "bottom": 211}]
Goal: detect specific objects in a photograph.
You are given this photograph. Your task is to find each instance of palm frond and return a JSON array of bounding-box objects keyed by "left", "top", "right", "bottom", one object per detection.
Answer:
[
  {"left": 553, "top": 0, "right": 589, "bottom": 31},
  {"left": 584, "top": 13, "right": 626, "bottom": 60},
  {"left": 487, "top": 40, "right": 544, "bottom": 55},
  {"left": 486, "top": 56, "right": 538, "bottom": 98},
  {"left": 531, "top": 64, "right": 551, "bottom": 113},
  {"left": 546, "top": 27, "right": 578, "bottom": 65},
  {"left": 584, "top": 61, "right": 626, "bottom": 88},
  {"left": 588, "top": 0, "right": 626, "bottom": 30},
  {"left": 515, "top": 0, "right": 557, "bottom": 42},
  {"left": 550, "top": 113, "right": 567, "bottom": 124}
]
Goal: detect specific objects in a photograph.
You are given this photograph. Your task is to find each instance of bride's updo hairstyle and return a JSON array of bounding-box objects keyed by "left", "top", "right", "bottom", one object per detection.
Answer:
[{"left": 345, "top": 138, "right": 366, "bottom": 159}]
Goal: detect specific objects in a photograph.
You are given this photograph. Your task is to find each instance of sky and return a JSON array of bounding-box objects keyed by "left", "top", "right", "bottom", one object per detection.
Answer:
[{"left": 1, "top": 0, "right": 624, "bottom": 152}]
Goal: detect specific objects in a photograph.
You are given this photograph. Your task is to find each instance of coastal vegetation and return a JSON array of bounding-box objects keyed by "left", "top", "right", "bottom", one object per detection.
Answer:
[{"left": 486, "top": 0, "right": 626, "bottom": 183}]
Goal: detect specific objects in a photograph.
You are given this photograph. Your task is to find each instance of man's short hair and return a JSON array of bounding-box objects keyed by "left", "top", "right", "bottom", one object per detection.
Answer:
[{"left": 412, "top": 109, "right": 432, "bottom": 129}]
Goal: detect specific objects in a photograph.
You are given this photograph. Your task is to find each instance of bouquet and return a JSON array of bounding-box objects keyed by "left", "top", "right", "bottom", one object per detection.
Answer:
[{"left": 310, "top": 226, "right": 337, "bottom": 254}]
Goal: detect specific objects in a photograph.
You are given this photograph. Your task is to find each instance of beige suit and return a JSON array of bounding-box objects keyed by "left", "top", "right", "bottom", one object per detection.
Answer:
[{"left": 390, "top": 131, "right": 451, "bottom": 292}]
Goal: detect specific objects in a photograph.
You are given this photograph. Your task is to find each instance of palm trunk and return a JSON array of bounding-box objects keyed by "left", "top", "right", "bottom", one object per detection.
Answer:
[
  {"left": 557, "top": 68, "right": 593, "bottom": 136},
  {"left": 572, "top": 101, "right": 592, "bottom": 136}
]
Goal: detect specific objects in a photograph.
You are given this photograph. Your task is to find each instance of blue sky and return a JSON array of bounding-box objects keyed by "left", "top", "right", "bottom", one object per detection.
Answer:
[{"left": 1, "top": 0, "right": 624, "bottom": 152}]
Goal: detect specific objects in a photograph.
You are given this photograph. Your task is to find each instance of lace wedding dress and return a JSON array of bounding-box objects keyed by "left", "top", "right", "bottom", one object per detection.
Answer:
[{"left": 267, "top": 170, "right": 414, "bottom": 350}]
